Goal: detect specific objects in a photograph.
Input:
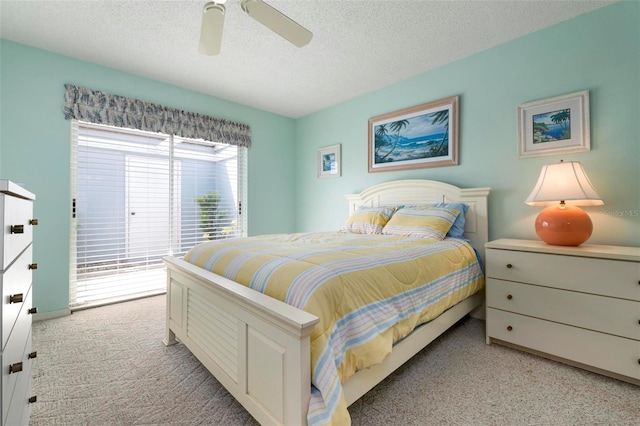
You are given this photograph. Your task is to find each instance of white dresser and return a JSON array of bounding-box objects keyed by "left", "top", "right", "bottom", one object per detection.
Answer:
[
  {"left": 485, "top": 238, "right": 639, "bottom": 386},
  {"left": 0, "top": 181, "right": 37, "bottom": 426}
]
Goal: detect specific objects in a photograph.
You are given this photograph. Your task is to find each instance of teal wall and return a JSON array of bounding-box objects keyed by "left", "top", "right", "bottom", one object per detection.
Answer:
[
  {"left": 0, "top": 40, "right": 297, "bottom": 314},
  {"left": 295, "top": 2, "right": 639, "bottom": 248},
  {"left": 1, "top": 2, "right": 638, "bottom": 315}
]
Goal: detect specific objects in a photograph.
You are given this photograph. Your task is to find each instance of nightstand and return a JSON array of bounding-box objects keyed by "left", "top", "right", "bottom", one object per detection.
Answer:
[{"left": 485, "top": 238, "right": 639, "bottom": 385}]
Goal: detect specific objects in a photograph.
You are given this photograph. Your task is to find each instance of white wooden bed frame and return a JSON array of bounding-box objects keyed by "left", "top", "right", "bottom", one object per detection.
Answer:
[{"left": 163, "top": 179, "right": 490, "bottom": 425}]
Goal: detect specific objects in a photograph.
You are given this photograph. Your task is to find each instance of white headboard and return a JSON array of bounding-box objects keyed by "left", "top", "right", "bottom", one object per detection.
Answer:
[{"left": 345, "top": 179, "right": 491, "bottom": 262}]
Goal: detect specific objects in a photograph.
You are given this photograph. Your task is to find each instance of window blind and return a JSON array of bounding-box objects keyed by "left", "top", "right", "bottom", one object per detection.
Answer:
[{"left": 70, "top": 121, "right": 247, "bottom": 309}]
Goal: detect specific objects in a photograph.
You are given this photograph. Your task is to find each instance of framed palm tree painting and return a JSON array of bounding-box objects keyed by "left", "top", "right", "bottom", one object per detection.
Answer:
[
  {"left": 368, "top": 96, "right": 459, "bottom": 172},
  {"left": 517, "top": 90, "right": 590, "bottom": 158}
]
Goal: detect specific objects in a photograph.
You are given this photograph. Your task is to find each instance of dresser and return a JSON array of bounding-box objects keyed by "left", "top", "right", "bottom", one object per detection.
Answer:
[
  {"left": 0, "top": 181, "right": 37, "bottom": 426},
  {"left": 485, "top": 238, "right": 639, "bottom": 385}
]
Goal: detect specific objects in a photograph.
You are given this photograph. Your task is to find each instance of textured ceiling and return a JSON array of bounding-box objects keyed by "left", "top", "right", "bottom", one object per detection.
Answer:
[{"left": 0, "top": 0, "right": 615, "bottom": 118}]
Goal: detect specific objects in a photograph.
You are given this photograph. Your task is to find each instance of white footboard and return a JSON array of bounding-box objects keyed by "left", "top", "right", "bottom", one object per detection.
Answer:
[{"left": 163, "top": 256, "right": 319, "bottom": 426}]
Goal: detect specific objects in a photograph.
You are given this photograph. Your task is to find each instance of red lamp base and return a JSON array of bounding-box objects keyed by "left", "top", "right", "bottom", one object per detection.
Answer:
[{"left": 535, "top": 204, "right": 593, "bottom": 246}]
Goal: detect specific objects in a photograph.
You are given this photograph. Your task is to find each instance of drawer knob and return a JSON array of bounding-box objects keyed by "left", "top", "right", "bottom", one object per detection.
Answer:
[
  {"left": 28, "top": 351, "right": 37, "bottom": 359},
  {"left": 28, "top": 396, "right": 37, "bottom": 404},
  {"left": 9, "top": 362, "right": 23, "bottom": 374},
  {"left": 28, "top": 307, "right": 38, "bottom": 314},
  {"left": 9, "top": 293, "right": 23, "bottom": 304},
  {"left": 506, "top": 263, "right": 513, "bottom": 269},
  {"left": 30, "top": 219, "right": 39, "bottom": 226},
  {"left": 507, "top": 326, "right": 513, "bottom": 331},
  {"left": 29, "top": 263, "right": 38, "bottom": 270},
  {"left": 10, "top": 224, "right": 24, "bottom": 234},
  {"left": 507, "top": 294, "right": 513, "bottom": 300}
]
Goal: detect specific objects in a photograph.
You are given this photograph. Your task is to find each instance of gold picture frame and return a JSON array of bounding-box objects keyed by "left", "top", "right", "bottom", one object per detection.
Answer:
[{"left": 368, "top": 96, "right": 459, "bottom": 172}]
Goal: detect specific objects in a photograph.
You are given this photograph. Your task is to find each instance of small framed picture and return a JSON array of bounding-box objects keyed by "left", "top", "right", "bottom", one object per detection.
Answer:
[
  {"left": 368, "top": 96, "right": 459, "bottom": 172},
  {"left": 317, "top": 144, "right": 341, "bottom": 178},
  {"left": 518, "top": 90, "right": 590, "bottom": 158}
]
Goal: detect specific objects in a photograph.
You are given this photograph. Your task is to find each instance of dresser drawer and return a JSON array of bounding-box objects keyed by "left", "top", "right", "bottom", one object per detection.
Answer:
[
  {"left": 1, "top": 288, "right": 33, "bottom": 426},
  {"left": 4, "top": 329, "right": 32, "bottom": 426},
  {"left": 487, "top": 308, "right": 640, "bottom": 381},
  {"left": 487, "top": 278, "right": 640, "bottom": 340},
  {"left": 0, "top": 246, "right": 32, "bottom": 351},
  {"left": 486, "top": 249, "right": 639, "bottom": 301},
  {"left": 18, "top": 372, "right": 32, "bottom": 426},
  {"left": 0, "top": 196, "right": 33, "bottom": 271}
]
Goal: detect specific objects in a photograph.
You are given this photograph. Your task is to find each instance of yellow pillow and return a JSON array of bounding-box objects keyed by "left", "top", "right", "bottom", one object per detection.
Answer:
[
  {"left": 381, "top": 206, "right": 460, "bottom": 240},
  {"left": 339, "top": 206, "right": 396, "bottom": 235}
]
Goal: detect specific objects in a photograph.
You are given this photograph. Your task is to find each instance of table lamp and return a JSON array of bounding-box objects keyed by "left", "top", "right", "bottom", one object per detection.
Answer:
[{"left": 525, "top": 160, "right": 603, "bottom": 246}]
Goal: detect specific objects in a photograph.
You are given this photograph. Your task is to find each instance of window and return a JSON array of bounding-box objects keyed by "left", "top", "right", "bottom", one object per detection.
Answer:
[{"left": 70, "top": 121, "right": 247, "bottom": 309}]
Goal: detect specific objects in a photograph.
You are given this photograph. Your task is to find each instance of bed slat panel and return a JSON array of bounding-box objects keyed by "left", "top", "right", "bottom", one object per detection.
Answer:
[{"left": 187, "top": 290, "right": 239, "bottom": 382}]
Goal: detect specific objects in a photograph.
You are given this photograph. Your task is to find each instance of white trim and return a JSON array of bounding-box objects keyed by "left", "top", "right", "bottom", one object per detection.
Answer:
[{"left": 33, "top": 308, "right": 71, "bottom": 322}]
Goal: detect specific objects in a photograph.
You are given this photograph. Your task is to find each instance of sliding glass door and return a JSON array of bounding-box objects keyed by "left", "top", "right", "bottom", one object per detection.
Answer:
[{"left": 70, "top": 121, "right": 246, "bottom": 309}]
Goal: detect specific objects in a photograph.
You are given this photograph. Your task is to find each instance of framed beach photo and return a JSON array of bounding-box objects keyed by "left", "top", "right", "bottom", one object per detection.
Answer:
[
  {"left": 317, "top": 144, "right": 341, "bottom": 178},
  {"left": 368, "top": 96, "right": 459, "bottom": 172},
  {"left": 518, "top": 90, "right": 590, "bottom": 158}
]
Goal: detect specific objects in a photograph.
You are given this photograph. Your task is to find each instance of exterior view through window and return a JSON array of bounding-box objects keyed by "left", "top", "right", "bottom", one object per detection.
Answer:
[{"left": 70, "top": 121, "right": 247, "bottom": 309}]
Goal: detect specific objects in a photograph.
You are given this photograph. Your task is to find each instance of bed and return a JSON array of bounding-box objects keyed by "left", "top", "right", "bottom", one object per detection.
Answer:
[{"left": 163, "top": 179, "right": 490, "bottom": 425}]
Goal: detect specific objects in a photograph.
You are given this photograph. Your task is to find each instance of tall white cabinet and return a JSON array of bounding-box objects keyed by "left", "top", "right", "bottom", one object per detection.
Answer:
[{"left": 0, "top": 181, "right": 37, "bottom": 425}]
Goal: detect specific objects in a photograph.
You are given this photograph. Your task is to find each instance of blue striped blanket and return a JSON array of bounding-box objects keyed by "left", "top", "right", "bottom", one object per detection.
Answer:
[{"left": 185, "top": 232, "right": 484, "bottom": 425}]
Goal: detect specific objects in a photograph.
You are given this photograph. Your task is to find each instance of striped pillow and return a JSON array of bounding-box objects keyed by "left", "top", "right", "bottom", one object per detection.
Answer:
[
  {"left": 339, "top": 206, "right": 396, "bottom": 235},
  {"left": 381, "top": 206, "right": 460, "bottom": 240},
  {"left": 401, "top": 203, "right": 469, "bottom": 239}
]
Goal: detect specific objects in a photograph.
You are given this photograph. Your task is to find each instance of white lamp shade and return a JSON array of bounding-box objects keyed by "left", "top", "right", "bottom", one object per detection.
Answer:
[{"left": 525, "top": 161, "right": 604, "bottom": 207}]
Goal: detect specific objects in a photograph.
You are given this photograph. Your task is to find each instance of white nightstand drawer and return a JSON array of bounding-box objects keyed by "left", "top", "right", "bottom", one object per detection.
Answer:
[
  {"left": 487, "top": 278, "right": 640, "bottom": 340},
  {"left": 487, "top": 308, "right": 640, "bottom": 381},
  {"left": 486, "top": 249, "right": 639, "bottom": 301}
]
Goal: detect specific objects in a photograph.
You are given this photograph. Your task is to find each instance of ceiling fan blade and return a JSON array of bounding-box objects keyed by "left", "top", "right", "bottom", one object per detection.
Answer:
[
  {"left": 240, "top": 0, "right": 312, "bottom": 48},
  {"left": 199, "top": 2, "right": 225, "bottom": 55}
]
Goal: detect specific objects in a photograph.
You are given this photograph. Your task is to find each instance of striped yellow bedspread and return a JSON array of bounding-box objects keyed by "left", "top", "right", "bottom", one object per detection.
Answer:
[{"left": 184, "top": 232, "right": 484, "bottom": 425}]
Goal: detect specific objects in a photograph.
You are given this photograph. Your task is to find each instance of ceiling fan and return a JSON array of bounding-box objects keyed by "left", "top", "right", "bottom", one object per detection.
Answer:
[{"left": 199, "top": 0, "right": 313, "bottom": 55}]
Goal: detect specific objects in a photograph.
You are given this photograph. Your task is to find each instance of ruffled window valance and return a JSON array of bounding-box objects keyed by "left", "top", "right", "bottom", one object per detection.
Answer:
[{"left": 63, "top": 84, "right": 251, "bottom": 148}]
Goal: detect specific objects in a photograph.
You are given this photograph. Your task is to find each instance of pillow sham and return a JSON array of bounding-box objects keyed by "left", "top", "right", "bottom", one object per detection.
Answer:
[
  {"left": 397, "top": 203, "right": 469, "bottom": 239},
  {"left": 381, "top": 206, "right": 460, "bottom": 240},
  {"left": 339, "top": 206, "right": 396, "bottom": 235},
  {"left": 431, "top": 202, "right": 468, "bottom": 239}
]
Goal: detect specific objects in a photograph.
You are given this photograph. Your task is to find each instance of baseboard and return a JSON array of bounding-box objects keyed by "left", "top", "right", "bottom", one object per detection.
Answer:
[{"left": 33, "top": 308, "right": 71, "bottom": 322}]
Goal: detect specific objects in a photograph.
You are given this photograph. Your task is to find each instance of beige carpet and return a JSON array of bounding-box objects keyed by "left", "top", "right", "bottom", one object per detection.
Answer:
[{"left": 31, "top": 295, "right": 639, "bottom": 425}]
